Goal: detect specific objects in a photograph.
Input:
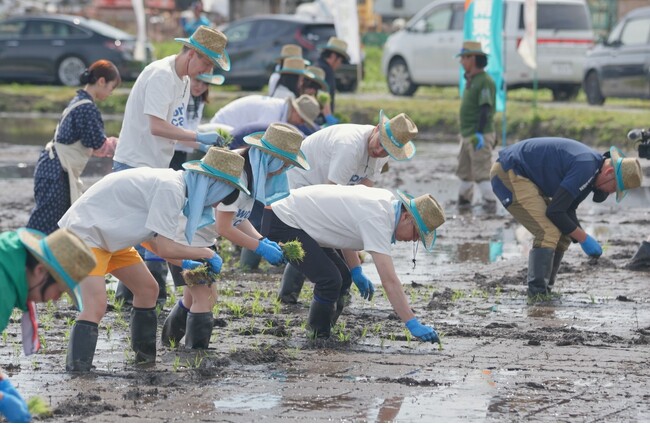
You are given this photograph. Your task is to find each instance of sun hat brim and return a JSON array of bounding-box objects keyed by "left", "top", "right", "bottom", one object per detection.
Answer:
[
  {"left": 289, "top": 97, "right": 317, "bottom": 130},
  {"left": 456, "top": 49, "right": 488, "bottom": 57},
  {"left": 279, "top": 68, "right": 308, "bottom": 76},
  {"left": 197, "top": 73, "right": 225, "bottom": 85},
  {"left": 396, "top": 190, "right": 437, "bottom": 252},
  {"left": 243, "top": 131, "right": 310, "bottom": 171},
  {"left": 175, "top": 37, "right": 231, "bottom": 71},
  {"left": 609, "top": 146, "right": 641, "bottom": 203},
  {"left": 17, "top": 228, "right": 84, "bottom": 311},
  {"left": 321, "top": 44, "right": 350, "bottom": 62},
  {"left": 304, "top": 71, "right": 329, "bottom": 91},
  {"left": 276, "top": 56, "right": 310, "bottom": 65},
  {"left": 378, "top": 110, "right": 416, "bottom": 161},
  {"left": 182, "top": 160, "right": 250, "bottom": 195}
]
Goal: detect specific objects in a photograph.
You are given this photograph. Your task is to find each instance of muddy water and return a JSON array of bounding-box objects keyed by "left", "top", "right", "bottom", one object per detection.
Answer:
[{"left": 1, "top": 140, "right": 650, "bottom": 422}]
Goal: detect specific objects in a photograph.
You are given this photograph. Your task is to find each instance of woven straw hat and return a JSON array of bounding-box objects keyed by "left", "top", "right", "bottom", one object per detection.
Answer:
[
  {"left": 305, "top": 66, "right": 329, "bottom": 91},
  {"left": 288, "top": 95, "right": 320, "bottom": 130},
  {"left": 279, "top": 57, "right": 308, "bottom": 76},
  {"left": 243, "top": 122, "right": 310, "bottom": 170},
  {"left": 197, "top": 73, "right": 225, "bottom": 85},
  {"left": 610, "top": 146, "right": 643, "bottom": 202},
  {"left": 276, "top": 44, "right": 310, "bottom": 65},
  {"left": 17, "top": 227, "right": 96, "bottom": 311},
  {"left": 175, "top": 25, "right": 231, "bottom": 71},
  {"left": 396, "top": 191, "right": 446, "bottom": 252},
  {"left": 378, "top": 110, "right": 417, "bottom": 161},
  {"left": 321, "top": 36, "right": 350, "bottom": 61},
  {"left": 457, "top": 40, "right": 487, "bottom": 57},
  {"left": 182, "top": 147, "right": 250, "bottom": 195}
]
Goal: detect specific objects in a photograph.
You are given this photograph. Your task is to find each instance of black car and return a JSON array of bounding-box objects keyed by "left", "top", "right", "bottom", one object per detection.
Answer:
[
  {"left": 0, "top": 14, "right": 154, "bottom": 86},
  {"left": 220, "top": 14, "right": 359, "bottom": 92},
  {"left": 583, "top": 6, "right": 650, "bottom": 105}
]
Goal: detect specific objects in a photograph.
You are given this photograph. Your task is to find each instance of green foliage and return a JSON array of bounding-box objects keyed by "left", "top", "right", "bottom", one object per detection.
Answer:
[
  {"left": 27, "top": 396, "right": 52, "bottom": 417},
  {"left": 281, "top": 240, "right": 305, "bottom": 262}
]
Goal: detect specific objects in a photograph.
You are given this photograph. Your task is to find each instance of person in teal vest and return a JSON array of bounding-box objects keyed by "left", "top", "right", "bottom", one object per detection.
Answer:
[{"left": 0, "top": 227, "right": 96, "bottom": 423}]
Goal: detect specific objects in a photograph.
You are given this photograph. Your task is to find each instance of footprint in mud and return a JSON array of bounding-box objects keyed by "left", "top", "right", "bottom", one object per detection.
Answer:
[
  {"left": 230, "top": 345, "right": 288, "bottom": 365},
  {"left": 53, "top": 392, "right": 116, "bottom": 417},
  {"left": 376, "top": 377, "right": 448, "bottom": 387}
]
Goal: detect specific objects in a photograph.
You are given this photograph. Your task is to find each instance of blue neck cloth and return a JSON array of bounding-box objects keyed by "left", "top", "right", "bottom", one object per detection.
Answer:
[
  {"left": 391, "top": 200, "right": 402, "bottom": 244},
  {"left": 183, "top": 171, "right": 234, "bottom": 244},
  {"left": 249, "top": 148, "right": 290, "bottom": 205}
]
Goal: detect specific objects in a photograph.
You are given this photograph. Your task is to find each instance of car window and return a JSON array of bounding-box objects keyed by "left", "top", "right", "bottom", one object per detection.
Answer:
[
  {"left": 23, "top": 21, "right": 65, "bottom": 38},
  {"left": 0, "top": 20, "right": 25, "bottom": 37},
  {"left": 450, "top": 3, "right": 465, "bottom": 31},
  {"left": 619, "top": 18, "right": 650, "bottom": 46},
  {"left": 302, "top": 24, "right": 335, "bottom": 46},
  {"left": 518, "top": 4, "right": 590, "bottom": 30},
  {"left": 255, "top": 20, "right": 285, "bottom": 39},
  {"left": 423, "top": 6, "right": 453, "bottom": 33},
  {"left": 224, "top": 21, "right": 254, "bottom": 43}
]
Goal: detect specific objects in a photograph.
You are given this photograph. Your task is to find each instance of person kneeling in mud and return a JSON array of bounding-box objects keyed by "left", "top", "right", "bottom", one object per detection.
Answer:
[
  {"left": 58, "top": 147, "right": 249, "bottom": 371},
  {"left": 162, "top": 123, "right": 306, "bottom": 348},
  {"left": 490, "top": 138, "right": 642, "bottom": 300},
  {"left": 262, "top": 184, "right": 445, "bottom": 341}
]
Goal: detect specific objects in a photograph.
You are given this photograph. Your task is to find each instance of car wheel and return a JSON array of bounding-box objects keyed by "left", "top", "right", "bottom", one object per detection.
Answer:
[
  {"left": 551, "top": 85, "right": 580, "bottom": 102},
  {"left": 584, "top": 72, "right": 605, "bottom": 105},
  {"left": 387, "top": 58, "right": 417, "bottom": 96},
  {"left": 57, "top": 56, "right": 86, "bottom": 87}
]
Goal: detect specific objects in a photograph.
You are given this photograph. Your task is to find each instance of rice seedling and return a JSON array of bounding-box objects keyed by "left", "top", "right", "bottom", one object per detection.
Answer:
[
  {"left": 280, "top": 240, "right": 305, "bottom": 262},
  {"left": 27, "top": 396, "right": 52, "bottom": 417}
]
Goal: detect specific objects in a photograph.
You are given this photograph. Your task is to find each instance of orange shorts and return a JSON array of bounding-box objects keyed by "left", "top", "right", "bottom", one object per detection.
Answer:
[{"left": 89, "top": 246, "right": 144, "bottom": 276}]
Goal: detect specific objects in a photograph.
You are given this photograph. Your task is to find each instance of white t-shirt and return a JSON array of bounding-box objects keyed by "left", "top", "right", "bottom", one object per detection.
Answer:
[
  {"left": 216, "top": 171, "right": 255, "bottom": 228},
  {"left": 270, "top": 84, "right": 295, "bottom": 100},
  {"left": 271, "top": 185, "right": 395, "bottom": 255},
  {"left": 59, "top": 168, "right": 186, "bottom": 252},
  {"left": 175, "top": 98, "right": 205, "bottom": 153},
  {"left": 209, "top": 95, "right": 288, "bottom": 129},
  {"left": 287, "top": 124, "right": 389, "bottom": 189},
  {"left": 114, "top": 55, "right": 190, "bottom": 168}
]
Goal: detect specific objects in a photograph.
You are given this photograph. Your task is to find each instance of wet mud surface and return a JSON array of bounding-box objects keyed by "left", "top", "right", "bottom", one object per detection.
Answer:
[{"left": 1, "top": 142, "right": 650, "bottom": 422}]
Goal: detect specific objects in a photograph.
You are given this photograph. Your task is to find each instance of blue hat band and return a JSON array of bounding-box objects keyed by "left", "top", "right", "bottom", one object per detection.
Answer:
[
  {"left": 615, "top": 156, "right": 625, "bottom": 191},
  {"left": 260, "top": 137, "right": 299, "bottom": 162},
  {"left": 198, "top": 161, "right": 240, "bottom": 188},
  {"left": 188, "top": 37, "right": 224, "bottom": 60},
  {"left": 384, "top": 121, "right": 405, "bottom": 149},
  {"left": 39, "top": 238, "right": 82, "bottom": 308}
]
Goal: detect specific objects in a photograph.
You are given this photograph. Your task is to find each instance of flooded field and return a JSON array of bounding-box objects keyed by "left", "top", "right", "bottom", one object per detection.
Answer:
[{"left": 1, "top": 140, "right": 650, "bottom": 422}]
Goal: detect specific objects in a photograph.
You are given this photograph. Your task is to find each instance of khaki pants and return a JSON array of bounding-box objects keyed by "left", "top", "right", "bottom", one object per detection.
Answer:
[
  {"left": 456, "top": 132, "right": 495, "bottom": 183},
  {"left": 490, "top": 162, "right": 571, "bottom": 251}
]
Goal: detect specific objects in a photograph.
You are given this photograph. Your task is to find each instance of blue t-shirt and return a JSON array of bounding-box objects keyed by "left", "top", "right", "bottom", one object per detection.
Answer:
[{"left": 498, "top": 138, "right": 604, "bottom": 198}]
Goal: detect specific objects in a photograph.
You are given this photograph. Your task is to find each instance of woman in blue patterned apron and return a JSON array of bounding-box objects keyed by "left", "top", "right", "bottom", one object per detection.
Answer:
[{"left": 26, "top": 59, "right": 121, "bottom": 235}]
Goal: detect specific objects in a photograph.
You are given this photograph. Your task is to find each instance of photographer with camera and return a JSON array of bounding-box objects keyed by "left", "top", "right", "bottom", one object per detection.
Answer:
[{"left": 625, "top": 128, "right": 650, "bottom": 270}]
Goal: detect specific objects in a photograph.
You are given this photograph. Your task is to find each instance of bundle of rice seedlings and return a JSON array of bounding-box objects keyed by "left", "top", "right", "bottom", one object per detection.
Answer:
[
  {"left": 317, "top": 92, "right": 331, "bottom": 107},
  {"left": 215, "top": 127, "right": 234, "bottom": 147},
  {"left": 280, "top": 240, "right": 305, "bottom": 262},
  {"left": 181, "top": 264, "right": 218, "bottom": 287},
  {"left": 27, "top": 396, "right": 52, "bottom": 417}
]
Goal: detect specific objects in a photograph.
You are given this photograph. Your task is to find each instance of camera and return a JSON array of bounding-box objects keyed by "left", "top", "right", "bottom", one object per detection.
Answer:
[{"left": 627, "top": 128, "right": 650, "bottom": 159}]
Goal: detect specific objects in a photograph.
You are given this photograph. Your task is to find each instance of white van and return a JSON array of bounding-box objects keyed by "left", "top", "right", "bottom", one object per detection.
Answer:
[{"left": 381, "top": 0, "right": 594, "bottom": 101}]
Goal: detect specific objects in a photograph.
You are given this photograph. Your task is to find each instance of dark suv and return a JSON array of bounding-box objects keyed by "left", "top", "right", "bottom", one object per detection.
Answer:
[{"left": 220, "top": 14, "right": 359, "bottom": 91}]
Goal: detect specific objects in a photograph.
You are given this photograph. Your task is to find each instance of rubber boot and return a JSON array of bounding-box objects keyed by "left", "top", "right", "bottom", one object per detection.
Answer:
[
  {"left": 278, "top": 263, "right": 306, "bottom": 304},
  {"left": 478, "top": 180, "right": 497, "bottom": 213},
  {"left": 239, "top": 247, "right": 262, "bottom": 271},
  {"left": 307, "top": 299, "right": 335, "bottom": 339},
  {"left": 114, "top": 281, "right": 133, "bottom": 306},
  {"left": 184, "top": 312, "right": 214, "bottom": 349},
  {"left": 527, "top": 248, "right": 555, "bottom": 299},
  {"left": 147, "top": 260, "right": 168, "bottom": 305},
  {"left": 458, "top": 180, "right": 474, "bottom": 212},
  {"left": 547, "top": 250, "right": 565, "bottom": 293},
  {"left": 66, "top": 320, "right": 98, "bottom": 372},
  {"left": 625, "top": 241, "right": 650, "bottom": 270},
  {"left": 331, "top": 291, "right": 350, "bottom": 327},
  {"left": 161, "top": 300, "right": 189, "bottom": 346},
  {"left": 130, "top": 307, "right": 157, "bottom": 364}
]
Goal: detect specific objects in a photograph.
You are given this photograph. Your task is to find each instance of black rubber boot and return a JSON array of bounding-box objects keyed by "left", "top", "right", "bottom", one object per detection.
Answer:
[
  {"left": 114, "top": 281, "right": 133, "bottom": 306},
  {"left": 239, "top": 247, "right": 262, "bottom": 270},
  {"left": 331, "top": 291, "right": 350, "bottom": 327},
  {"left": 625, "top": 241, "right": 650, "bottom": 270},
  {"left": 185, "top": 312, "right": 214, "bottom": 349},
  {"left": 130, "top": 307, "right": 157, "bottom": 364},
  {"left": 66, "top": 320, "right": 98, "bottom": 372},
  {"left": 547, "top": 250, "right": 565, "bottom": 293},
  {"left": 527, "top": 248, "right": 555, "bottom": 299},
  {"left": 278, "top": 263, "right": 306, "bottom": 304},
  {"left": 147, "top": 260, "right": 168, "bottom": 305},
  {"left": 307, "top": 299, "right": 335, "bottom": 339},
  {"left": 161, "top": 300, "right": 189, "bottom": 347}
]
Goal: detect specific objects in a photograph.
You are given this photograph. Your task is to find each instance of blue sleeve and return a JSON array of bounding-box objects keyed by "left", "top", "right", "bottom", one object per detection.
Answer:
[
  {"left": 64, "top": 104, "right": 106, "bottom": 149},
  {"left": 559, "top": 160, "right": 599, "bottom": 198}
]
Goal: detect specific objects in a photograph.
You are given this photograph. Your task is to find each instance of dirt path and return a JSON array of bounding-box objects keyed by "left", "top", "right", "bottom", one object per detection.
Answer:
[{"left": 1, "top": 142, "right": 650, "bottom": 422}]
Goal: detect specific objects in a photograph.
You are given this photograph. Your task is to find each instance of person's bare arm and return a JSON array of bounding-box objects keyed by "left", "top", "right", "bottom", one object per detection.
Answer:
[
  {"left": 145, "top": 234, "right": 214, "bottom": 266},
  {"left": 371, "top": 252, "right": 416, "bottom": 322},
  {"left": 215, "top": 210, "right": 259, "bottom": 251},
  {"left": 342, "top": 249, "right": 361, "bottom": 269},
  {"left": 148, "top": 115, "right": 202, "bottom": 149}
]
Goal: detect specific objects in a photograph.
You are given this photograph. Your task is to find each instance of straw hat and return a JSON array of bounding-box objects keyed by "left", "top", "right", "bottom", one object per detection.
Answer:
[
  {"left": 321, "top": 37, "right": 350, "bottom": 61},
  {"left": 396, "top": 191, "right": 446, "bottom": 252},
  {"left": 175, "top": 25, "right": 231, "bottom": 71},
  {"left": 378, "top": 110, "right": 418, "bottom": 161},
  {"left": 279, "top": 57, "right": 308, "bottom": 76},
  {"left": 182, "top": 147, "right": 250, "bottom": 195},
  {"left": 197, "top": 73, "right": 225, "bottom": 85},
  {"left": 456, "top": 40, "right": 487, "bottom": 57},
  {"left": 305, "top": 66, "right": 329, "bottom": 91},
  {"left": 17, "top": 227, "right": 96, "bottom": 311},
  {"left": 243, "top": 123, "right": 310, "bottom": 170},
  {"left": 288, "top": 95, "right": 320, "bottom": 130},
  {"left": 610, "top": 146, "right": 642, "bottom": 202},
  {"left": 276, "top": 44, "right": 310, "bottom": 65}
]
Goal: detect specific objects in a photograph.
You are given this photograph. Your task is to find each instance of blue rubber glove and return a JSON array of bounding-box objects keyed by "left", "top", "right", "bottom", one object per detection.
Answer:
[
  {"left": 181, "top": 259, "right": 203, "bottom": 270},
  {"left": 255, "top": 239, "right": 284, "bottom": 266},
  {"left": 405, "top": 318, "right": 440, "bottom": 343},
  {"left": 261, "top": 237, "right": 283, "bottom": 252},
  {"left": 350, "top": 266, "right": 375, "bottom": 300},
  {"left": 580, "top": 234, "right": 602, "bottom": 258},
  {"left": 196, "top": 131, "right": 225, "bottom": 147},
  {"left": 206, "top": 252, "right": 223, "bottom": 274},
  {"left": 474, "top": 132, "right": 485, "bottom": 150},
  {"left": 197, "top": 142, "right": 212, "bottom": 153},
  {"left": 324, "top": 114, "right": 339, "bottom": 126},
  {"left": 0, "top": 379, "right": 31, "bottom": 423}
]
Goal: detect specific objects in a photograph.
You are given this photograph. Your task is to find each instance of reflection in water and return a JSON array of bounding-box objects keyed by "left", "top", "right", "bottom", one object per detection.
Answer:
[{"left": 213, "top": 393, "right": 281, "bottom": 410}]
